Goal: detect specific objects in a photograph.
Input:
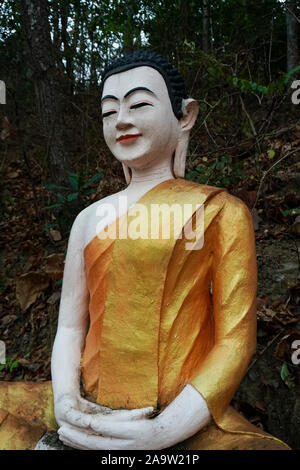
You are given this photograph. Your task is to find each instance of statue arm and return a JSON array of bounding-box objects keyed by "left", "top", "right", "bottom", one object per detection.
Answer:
[
  {"left": 188, "top": 194, "right": 257, "bottom": 426},
  {"left": 51, "top": 211, "right": 91, "bottom": 420}
]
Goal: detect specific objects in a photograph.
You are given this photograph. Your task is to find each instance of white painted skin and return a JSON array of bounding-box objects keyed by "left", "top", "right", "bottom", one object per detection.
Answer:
[{"left": 51, "top": 66, "right": 211, "bottom": 450}]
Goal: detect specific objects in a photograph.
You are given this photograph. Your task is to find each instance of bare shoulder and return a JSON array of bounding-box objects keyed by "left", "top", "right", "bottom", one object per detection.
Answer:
[{"left": 71, "top": 189, "right": 126, "bottom": 247}]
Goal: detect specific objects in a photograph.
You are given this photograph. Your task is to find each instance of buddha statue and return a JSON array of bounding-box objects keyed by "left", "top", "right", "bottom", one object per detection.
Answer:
[{"left": 0, "top": 50, "right": 290, "bottom": 450}]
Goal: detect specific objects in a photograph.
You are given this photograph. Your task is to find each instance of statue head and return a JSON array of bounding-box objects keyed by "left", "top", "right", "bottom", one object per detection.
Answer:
[{"left": 101, "top": 50, "right": 199, "bottom": 183}]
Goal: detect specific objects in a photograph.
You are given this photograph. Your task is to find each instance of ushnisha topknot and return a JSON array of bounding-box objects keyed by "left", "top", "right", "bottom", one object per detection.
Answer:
[{"left": 102, "top": 50, "right": 188, "bottom": 120}]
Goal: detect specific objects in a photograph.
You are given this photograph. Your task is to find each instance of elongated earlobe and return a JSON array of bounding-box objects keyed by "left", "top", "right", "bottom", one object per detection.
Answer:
[
  {"left": 122, "top": 162, "right": 132, "bottom": 184},
  {"left": 173, "top": 135, "right": 189, "bottom": 178}
]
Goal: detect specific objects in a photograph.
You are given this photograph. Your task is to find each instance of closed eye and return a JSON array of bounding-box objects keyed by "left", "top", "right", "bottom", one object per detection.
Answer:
[
  {"left": 102, "top": 110, "right": 117, "bottom": 118},
  {"left": 130, "top": 101, "right": 153, "bottom": 110}
]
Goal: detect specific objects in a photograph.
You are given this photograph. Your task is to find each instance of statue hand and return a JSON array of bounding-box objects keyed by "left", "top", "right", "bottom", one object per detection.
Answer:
[
  {"left": 58, "top": 415, "right": 160, "bottom": 450},
  {"left": 54, "top": 393, "right": 93, "bottom": 429},
  {"left": 57, "top": 384, "right": 211, "bottom": 450},
  {"left": 55, "top": 393, "right": 154, "bottom": 440}
]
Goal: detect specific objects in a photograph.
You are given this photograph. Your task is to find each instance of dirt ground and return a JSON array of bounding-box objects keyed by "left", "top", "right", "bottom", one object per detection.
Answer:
[{"left": 234, "top": 232, "right": 300, "bottom": 449}]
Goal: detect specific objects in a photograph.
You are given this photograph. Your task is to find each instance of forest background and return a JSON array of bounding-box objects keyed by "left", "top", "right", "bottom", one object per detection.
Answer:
[{"left": 0, "top": 0, "right": 300, "bottom": 449}]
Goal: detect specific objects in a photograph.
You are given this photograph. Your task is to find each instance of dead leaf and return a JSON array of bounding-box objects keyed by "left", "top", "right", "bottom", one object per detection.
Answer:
[
  {"left": 47, "top": 291, "right": 61, "bottom": 305},
  {"left": 291, "top": 139, "right": 300, "bottom": 148},
  {"left": 7, "top": 171, "right": 19, "bottom": 179},
  {"left": 257, "top": 307, "right": 277, "bottom": 323},
  {"left": 255, "top": 401, "right": 266, "bottom": 412},
  {"left": 257, "top": 296, "right": 268, "bottom": 310},
  {"left": 273, "top": 140, "right": 282, "bottom": 149},
  {"left": 43, "top": 253, "right": 64, "bottom": 280},
  {"left": 49, "top": 229, "right": 62, "bottom": 242},
  {"left": 0, "top": 315, "right": 17, "bottom": 327},
  {"left": 16, "top": 272, "right": 49, "bottom": 311},
  {"left": 275, "top": 334, "right": 291, "bottom": 360},
  {"left": 275, "top": 330, "right": 300, "bottom": 362},
  {"left": 273, "top": 227, "right": 287, "bottom": 237}
]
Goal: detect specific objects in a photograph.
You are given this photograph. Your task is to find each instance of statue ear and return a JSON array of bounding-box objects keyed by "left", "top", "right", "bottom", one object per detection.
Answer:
[
  {"left": 173, "top": 99, "right": 199, "bottom": 178},
  {"left": 122, "top": 162, "right": 132, "bottom": 184},
  {"left": 180, "top": 98, "right": 199, "bottom": 132}
]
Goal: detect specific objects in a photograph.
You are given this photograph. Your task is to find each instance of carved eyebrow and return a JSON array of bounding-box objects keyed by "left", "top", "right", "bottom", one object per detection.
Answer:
[
  {"left": 101, "top": 87, "right": 156, "bottom": 104},
  {"left": 101, "top": 94, "right": 118, "bottom": 103},
  {"left": 124, "top": 87, "right": 155, "bottom": 98}
]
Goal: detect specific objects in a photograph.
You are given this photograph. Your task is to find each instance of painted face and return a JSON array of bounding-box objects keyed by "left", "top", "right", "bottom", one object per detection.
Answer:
[{"left": 101, "top": 66, "right": 180, "bottom": 168}]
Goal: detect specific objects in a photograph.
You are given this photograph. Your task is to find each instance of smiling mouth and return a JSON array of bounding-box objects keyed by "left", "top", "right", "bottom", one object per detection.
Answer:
[{"left": 116, "top": 133, "right": 142, "bottom": 143}]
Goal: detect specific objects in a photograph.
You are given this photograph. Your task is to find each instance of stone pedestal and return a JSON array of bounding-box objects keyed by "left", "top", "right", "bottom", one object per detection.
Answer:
[{"left": 34, "top": 431, "right": 73, "bottom": 450}]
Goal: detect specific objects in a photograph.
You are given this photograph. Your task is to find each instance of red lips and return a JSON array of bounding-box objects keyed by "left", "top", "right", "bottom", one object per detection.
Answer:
[{"left": 116, "top": 133, "right": 142, "bottom": 142}]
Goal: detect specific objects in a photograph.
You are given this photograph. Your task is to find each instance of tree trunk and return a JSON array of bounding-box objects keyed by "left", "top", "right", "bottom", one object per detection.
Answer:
[
  {"left": 202, "top": 0, "right": 210, "bottom": 54},
  {"left": 20, "top": 0, "right": 72, "bottom": 184},
  {"left": 286, "top": 0, "right": 299, "bottom": 72},
  {"left": 60, "top": 0, "right": 74, "bottom": 93},
  {"left": 122, "top": 5, "right": 136, "bottom": 54}
]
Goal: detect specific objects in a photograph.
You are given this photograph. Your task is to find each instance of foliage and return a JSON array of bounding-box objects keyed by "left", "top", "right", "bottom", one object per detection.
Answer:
[
  {"left": 283, "top": 208, "right": 300, "bottom": 217},
  {"left": 280, "top": 363, "right": 296, "bottom": 390},
  {"left": 45, "top": 170, "right": 104, "bottom": 210},
  {"left": 0, "top": 357, "right": 19, "bottom": 374},
  {"left": 284, "top": 65, "right": 300, "bottom": 84},
  {"left": 185, "top": 156, "right": 247, "bottom": 188},
  {"left": 45, "top": 170, "right": 103, "bottom": 234}
]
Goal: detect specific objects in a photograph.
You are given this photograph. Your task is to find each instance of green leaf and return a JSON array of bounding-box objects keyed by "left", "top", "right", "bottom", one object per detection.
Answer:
[
  {"left": 234, "top": 168, "right": 245, "bottom": 177},
  {"left": 196, "top": 176, "right": 208, "bottom": 184},
  {"left": 221, "top": 177, "right": 230, "bottom": 187},
  {"left": 67, "top": 192, "right": 79, "bottom": 202},
  {"left": 68, "top": 174, "right": 79, "bottom": 190},
  {"left": 283, "top": 208, "right": 300, "bottom": 216},
  {"left": 45, "top": 203, "right": 63, "bottom": 210},
  {"left": 285, "top": 64, "right": 300, "bottom": 84},
  {"left": 57, "top": 193, "right": 66, "bottom": 203},
  {"left": 280, "top": 363, "right": 289, "bottom": 382},
  {"left": 280, "top": 363, "right": 295, "bottom": 389},
  {"left": 195, "top": 165, "right": 206, "bottom": 173},
  {"left": 82, "top": 171, "right": 104, "bottom": 189},
  {"left": 267, "top": 149, "right": 275, "bottom": 159},
  {"left": 9, "top": 359, "right": 18, "bottom": 373},
  {"left": 185, "top": 170, "right": 199, "bottom": 180},
  {"left": 216, "top": 161, "right": 226, "bottom": 170}
]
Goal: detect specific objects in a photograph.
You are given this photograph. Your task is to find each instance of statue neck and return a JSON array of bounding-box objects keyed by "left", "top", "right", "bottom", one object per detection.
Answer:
[{"left": 127, "top": 157, "right": 175, "bottom": 194}]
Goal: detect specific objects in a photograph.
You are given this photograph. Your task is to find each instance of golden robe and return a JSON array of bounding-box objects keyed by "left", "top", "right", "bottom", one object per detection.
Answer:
[
  {"left": 0, "top": 178, "right": 290, "bottom": 449},
  {"left": 80, "top": 178, "right": 289, "bottom": 449}
]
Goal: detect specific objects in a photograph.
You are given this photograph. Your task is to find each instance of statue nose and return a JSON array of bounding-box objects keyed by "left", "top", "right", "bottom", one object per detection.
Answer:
[
  {"left": 116, "top": 119, "right": 131, "bottom": 130},
  {"left": 116, "top": 107, "right": 132, "bottom": 130},
  {"left": 116, "top": 116, "right": 132, "bottom": 130}
]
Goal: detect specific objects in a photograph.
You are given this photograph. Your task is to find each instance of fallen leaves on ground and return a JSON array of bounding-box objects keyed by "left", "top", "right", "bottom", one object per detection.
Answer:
[{"left": 16, "top": 272, "right": 49, "bottom": 311}]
